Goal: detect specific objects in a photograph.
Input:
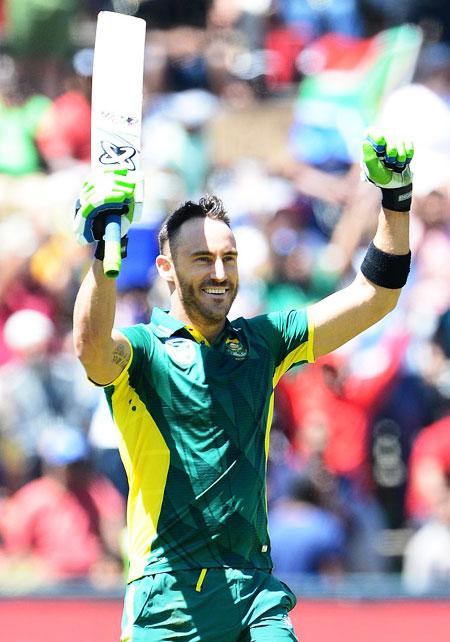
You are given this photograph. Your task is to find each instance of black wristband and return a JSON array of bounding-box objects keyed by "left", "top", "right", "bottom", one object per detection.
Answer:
[
  {"left": 360, "top": 242, "right": 411, "bottom": 289},
  {"left": 94, "top": 235, "right": 129, "bottom": 261},
  {"left": 381, "top": 184, "right": 412, "bottom": 212}
]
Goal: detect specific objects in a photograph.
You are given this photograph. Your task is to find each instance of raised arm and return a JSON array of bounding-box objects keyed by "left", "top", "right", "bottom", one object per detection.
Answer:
[
  {"left": 73, "top": 259, "right": 130, "bottom": 385},
  {"left": 309, "top": 132, "right": 413, "bottom": 359},
  {"left": 72, "top": 170, "right": 142, "bottom": 384}
]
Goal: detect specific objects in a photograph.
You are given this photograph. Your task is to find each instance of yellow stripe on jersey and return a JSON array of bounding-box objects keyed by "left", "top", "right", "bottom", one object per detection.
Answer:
[
  {"left": 264, "top": 392, "right": 275, "bottom": 461},
  {"left": 195, "top": 568, "right": 208, "bottom": 592},
  {"left": 263, "top": 391, "right": 275, "bottom": 518},
  {"left": 264, "top": 313, "right": 315, "bottom": 503},
  {"left": 272, "top": 311, "right": 315, "bottom": 388},
  {"left": 272, "top": 340, "right": 308, "bottom": 388},
  {"left": 185, "top": 326, "right": 210, "bottom": 346},
  {"left": 306, "top": 307, "right": 315, "bottom": 364},
  {"left": 110, "top": 353, "right": 170, "bottom": 583}
]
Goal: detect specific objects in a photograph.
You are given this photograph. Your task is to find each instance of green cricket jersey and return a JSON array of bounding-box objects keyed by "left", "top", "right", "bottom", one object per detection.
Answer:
[{"left": 105, "top": 307, "right": 314, "bottom": 582}]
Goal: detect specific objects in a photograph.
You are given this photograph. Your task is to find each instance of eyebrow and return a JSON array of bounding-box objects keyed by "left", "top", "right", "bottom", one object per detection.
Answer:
[{"left": 189, "top": 250, "right": 238, "bottom": 258}]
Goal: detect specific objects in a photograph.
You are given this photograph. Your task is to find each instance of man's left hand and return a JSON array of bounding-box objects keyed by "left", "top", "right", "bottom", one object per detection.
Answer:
[{"left": 362, "top": 130, "right": 414, "bottom": 212}]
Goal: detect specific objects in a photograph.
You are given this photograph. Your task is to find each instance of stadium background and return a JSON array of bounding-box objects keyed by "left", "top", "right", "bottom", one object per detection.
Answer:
[{"left": 0, "top": 1, "right": 450, "bottom": 640}]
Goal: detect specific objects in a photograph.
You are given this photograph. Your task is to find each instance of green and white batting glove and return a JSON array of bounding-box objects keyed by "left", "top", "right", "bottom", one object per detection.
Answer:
[
  {"left": 73, "top": 169, "right": 144, "bottom": 246},
  {"left": 362, "top": 130, "right": 414, "bottom": 212}
]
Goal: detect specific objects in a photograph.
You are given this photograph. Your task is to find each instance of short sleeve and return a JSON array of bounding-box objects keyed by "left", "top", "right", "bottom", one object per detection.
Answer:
[
  {"left": 117, "top": 324, "right": 155, "bottom": 389},
  {"left": 248, "top": 308, "right": 315, "bottom": 385}
]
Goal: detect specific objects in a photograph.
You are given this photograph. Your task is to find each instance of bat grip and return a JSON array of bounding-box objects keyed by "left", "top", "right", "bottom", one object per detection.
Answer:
[{"left": 103, "top": 213, "right": 122, "bottom": 279}]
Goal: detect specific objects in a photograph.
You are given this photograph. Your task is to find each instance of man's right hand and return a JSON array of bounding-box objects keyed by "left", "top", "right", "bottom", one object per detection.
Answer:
[{"left": 73, "top": 169, "right": 144, "bottom": 245}]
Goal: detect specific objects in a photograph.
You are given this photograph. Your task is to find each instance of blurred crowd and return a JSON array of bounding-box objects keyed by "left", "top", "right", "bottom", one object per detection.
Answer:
[{"left": 0, "top": 0, "right": 450, "bottom": 595}]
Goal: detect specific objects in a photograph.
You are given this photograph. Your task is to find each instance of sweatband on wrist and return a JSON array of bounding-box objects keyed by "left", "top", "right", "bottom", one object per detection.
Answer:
[
  {"left": 381, "top": 184, "right": 412, "bottom": 212},
  {"left": 95, "top": 235, "right": 128, "bottom": 261},
  {"left": 360, "top": 242, "right": 411, "bottom": 289}
]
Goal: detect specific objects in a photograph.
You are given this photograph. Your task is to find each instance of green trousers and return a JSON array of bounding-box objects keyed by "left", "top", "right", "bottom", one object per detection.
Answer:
[{"left": 121, "top": 568, "right": 298, "bottom": 641}]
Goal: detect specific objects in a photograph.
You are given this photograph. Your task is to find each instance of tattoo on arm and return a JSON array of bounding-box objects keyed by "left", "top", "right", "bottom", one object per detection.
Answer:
[{"left": 112, "top": 343, "right": 129, "bottom": 368}]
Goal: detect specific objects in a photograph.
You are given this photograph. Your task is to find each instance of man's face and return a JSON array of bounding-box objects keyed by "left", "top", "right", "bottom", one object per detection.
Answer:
[{"left": 170, "top": 217, "right": 239, "bottom": 325}]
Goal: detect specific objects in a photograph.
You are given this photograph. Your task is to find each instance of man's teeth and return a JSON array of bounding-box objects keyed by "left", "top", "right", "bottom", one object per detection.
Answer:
[{"left": 203, "top": 288, "right": 227, "bottom": 294}]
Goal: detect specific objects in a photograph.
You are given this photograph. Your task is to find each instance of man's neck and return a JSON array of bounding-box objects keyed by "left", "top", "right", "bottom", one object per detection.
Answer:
[{"left": 168, "top": 303, "right": 225, "bottom": 344}]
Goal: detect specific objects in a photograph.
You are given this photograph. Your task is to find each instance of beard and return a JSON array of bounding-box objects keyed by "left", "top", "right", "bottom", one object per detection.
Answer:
[{"left": 176, "top": 272, "right": 238, "bottom": 325}]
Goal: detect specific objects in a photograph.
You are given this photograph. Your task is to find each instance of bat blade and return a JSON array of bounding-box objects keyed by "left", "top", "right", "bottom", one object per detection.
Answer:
[{"left": 91, "top": 11, "right": 146, "bottom": 278}]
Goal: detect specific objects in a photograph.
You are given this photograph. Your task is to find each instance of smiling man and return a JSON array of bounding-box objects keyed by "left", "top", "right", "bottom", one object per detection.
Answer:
[
  {"left": 156, "top": 198, "right": 239, "bottom": 340},
  {"left": 73, "top": 132, "right": 414, "bottom": 642}
]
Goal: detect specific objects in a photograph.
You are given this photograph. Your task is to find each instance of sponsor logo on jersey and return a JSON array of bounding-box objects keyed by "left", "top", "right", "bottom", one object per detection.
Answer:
[
  {"left": 165, "top": 338, "right": 196, "bottom": 366},
  {"left": 225, "top": 337, "right": 247, "bottom": 360}
]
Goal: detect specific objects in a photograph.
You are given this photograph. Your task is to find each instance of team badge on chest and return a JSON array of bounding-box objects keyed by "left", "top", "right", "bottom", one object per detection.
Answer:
[
  {"left": 165, "top": 338, "right": 196, "bottom": 366},
  {"left": 224, "top": 337, "right": 248, "bottom": 360}
]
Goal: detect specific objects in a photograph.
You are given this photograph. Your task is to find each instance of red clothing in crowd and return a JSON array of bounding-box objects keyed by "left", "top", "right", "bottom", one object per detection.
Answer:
[
  {"left": 0, "top": 474, "right": 124, "bottom": 578},
  {"left": 406, "top": 415, "right": 450, "bottom": 521},
  {"left": 36, "top": 90, "right": 91, "bottom": 164},
  {"left": 284, "top": 337, "right": 406, "bottom": 483},
  {"left": 265, "top": 26, "right": 304, "bottom": 90}
]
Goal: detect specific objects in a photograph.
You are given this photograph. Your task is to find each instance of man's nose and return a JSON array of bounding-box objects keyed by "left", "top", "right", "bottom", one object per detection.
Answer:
[{"left": 212, "top": 259, "right": 226, "bottom": 280}]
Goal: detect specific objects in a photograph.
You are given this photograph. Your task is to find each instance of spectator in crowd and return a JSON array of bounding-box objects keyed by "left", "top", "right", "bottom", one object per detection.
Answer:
[
  {"left": 0, "top": 424, "right": 125, "bottom": 585},
  {"left": 367, "top": 306, "right": 450, "bottom": 531},
  {"left": 35, "top": 50, "right": 93, "bottom": 171},
  {"left": 263, "top": 205, "right": 339, "bottom": 312},
  {"left": 0, "top": 215, "right": 54, "bottom": 365},
  {"left": 269, "top": 473, "right": 346, "bottom": 577},
  {"left": 0, "top": 60, "right": 51, "bottom": 176},
  {"left": 276, "top": 0, "right": 363, "bottom": 41},
  {"left": 406, "top": 414, "right": 450, "bottom": 524},
  {"left": 268, "top": 381, "right": 389, "bottom": 573},
  {"left": 402, "top": 469, "right": 450, "bottom": 593},
  {"left": 142, "top": 88, "right": 219, "bottom": 197},
  {"left": 3, "top": 0, "right": 78, "bottom": 97},
  {"left": 0, "top": 309, "right": 98, "bottom": 490},
  {"left": 283, "top": 331, "right": 407, "bottom": 492}
]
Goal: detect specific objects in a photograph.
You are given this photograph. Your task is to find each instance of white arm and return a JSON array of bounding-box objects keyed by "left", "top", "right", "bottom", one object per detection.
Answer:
[
  {"left": 310, "top": 206, "right": 409, "bottom": 359},
  {"left": 73, "top": 260, "right": 130, "bottom": 385}
]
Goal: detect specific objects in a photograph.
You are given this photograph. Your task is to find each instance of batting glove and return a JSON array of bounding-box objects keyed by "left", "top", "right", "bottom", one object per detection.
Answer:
[
  {"left": 73, "top": 169, "right": 144, "bottom": 245},
  {"left": 362, "top": 130, "right": 414, "bottom": 212}
]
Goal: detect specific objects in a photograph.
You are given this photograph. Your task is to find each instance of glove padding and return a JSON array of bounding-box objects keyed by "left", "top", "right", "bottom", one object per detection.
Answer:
[
  {"left": 362, "top": 130, "right": 414, "bottom": 212},
  {"left": 74, "top": 169, "right": 144, "bottom": 245}
]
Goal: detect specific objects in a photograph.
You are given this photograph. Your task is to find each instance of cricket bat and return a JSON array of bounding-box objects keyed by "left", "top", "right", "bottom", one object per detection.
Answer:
[{"left": 91, "top": 11, "right": 146, "bottom": 278}]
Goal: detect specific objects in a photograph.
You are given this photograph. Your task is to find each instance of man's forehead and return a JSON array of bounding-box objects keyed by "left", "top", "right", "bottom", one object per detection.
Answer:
[{"left": 175, "top": 217, "right": 236, "bottom": 251}]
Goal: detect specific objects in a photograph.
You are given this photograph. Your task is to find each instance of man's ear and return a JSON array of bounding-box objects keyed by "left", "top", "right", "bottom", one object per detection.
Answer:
[{"left": 156, "top": 254, "right": 175, "bottom": 283}]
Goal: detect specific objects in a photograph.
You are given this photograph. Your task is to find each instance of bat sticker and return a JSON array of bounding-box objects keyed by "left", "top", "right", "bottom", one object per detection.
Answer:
[
  {"left": 99, "top": 141, "right": 137, "bottom": 169},
  {"left": 100, "top": 110, "right": 140, "bottom": 127}
]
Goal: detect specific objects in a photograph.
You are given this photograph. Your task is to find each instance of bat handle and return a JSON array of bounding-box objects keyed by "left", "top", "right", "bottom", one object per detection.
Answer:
[{"left": 103, "top": 214, "right": 122, "bottom": 279}]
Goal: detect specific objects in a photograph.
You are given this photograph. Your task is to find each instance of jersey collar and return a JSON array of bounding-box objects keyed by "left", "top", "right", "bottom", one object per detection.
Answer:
[
  {"left": 149, "top": 307, "right": 237, "bottom": 346},
  {"left": 150, "top": 307, "right": 186, "bottom": 338}
]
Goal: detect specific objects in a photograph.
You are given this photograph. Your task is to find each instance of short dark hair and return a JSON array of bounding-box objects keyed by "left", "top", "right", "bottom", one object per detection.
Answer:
[{"left": 158, "top": 195, "right": 230, "bottom": 254}]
